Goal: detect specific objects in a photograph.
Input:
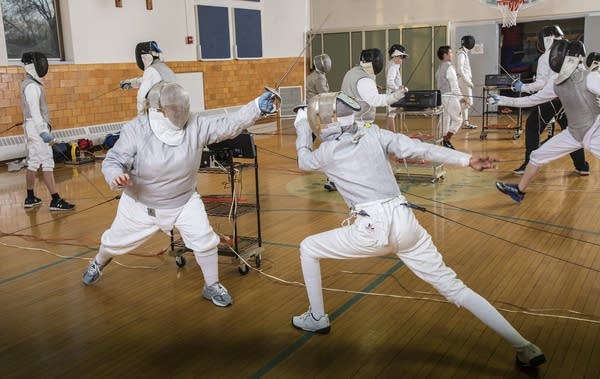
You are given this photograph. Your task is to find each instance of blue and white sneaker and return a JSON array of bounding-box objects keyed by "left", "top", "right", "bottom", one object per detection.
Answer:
[
  {"left": 496, "top": 181, "right": 525, "bottom": 202},
  {"left": 82, "top": 258, "right": 112, "bottom": 285},
  {"left": 203, "top": 282, "right": 232, "bottom": 307}
]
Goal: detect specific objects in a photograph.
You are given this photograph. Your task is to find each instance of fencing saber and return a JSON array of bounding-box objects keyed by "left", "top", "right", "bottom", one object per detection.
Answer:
[
  {"left": 265, "top": 11, "right": 334, "bottom": 101},
  {"left": 0, "top": 122, "right": 23, "bottom": 136},
  {"left": 88, "top": 86, "right": 122, "bottom": 102}
]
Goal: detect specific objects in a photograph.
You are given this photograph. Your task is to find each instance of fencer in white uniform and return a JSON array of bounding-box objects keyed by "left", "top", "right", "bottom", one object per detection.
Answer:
[
  {"left": 341, "top": 48, "right": 406, "bottom": 127},
  {"left": 120, "top": 41, "right": 176, "bottom": 115},
  {"left": 291, "top": 92, "right": 545, "bottom": 368},
  {"left": 81, "top": 83, "right": 277, "bottom": 307},
  {"left": 385, "top": 44, "right": 408, "bottom": 131},
  {"left": 20, "top": 52, "right": 75, "bottom": 211},
  {"left": 491, "top": 42, "right": 600, "bottom": 203},
  {"left": 455, "top": 35, "right": 477, "bottom": 129},
  {"left": 436, "top": 46, "right": 463, "bottom": 149}
]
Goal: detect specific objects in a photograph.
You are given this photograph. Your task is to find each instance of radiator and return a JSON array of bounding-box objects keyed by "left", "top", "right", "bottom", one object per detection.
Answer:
[{"left": 0, "top": 121, "right": 125, "bottom": 162}]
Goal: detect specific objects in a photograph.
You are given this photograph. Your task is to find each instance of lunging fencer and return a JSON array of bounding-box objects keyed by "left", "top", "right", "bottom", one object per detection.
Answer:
[
  {"left": 20, "top": 52, "right": 75, "bottom": 211},
  {"left": 491, "top": 42, "right": 600, "bottom": 203},
  {"left": 120, "top": 41, "right": 176, "bottom": 115},
  {"left": 291, "top": 92, "right": 545, "bottom": 368},
  {"left": 436, "top": 46, "right": 464, "bottom": 149},
  {"left": 81, "top": 82, "right": 277, "bottom": 307},
  {"left": 455, "top": 35, "right": 478, "bottom": 129},
  {"left": 509, "top": 25, "right": 588, "bottom": 175}
]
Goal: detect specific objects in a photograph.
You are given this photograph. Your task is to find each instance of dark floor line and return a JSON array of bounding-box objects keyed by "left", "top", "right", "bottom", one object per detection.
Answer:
[
  {"left": 248, "top": 260, "right": 405, "bottom": 379},
  {"left": 0, "top": 248, "right": 96, "bottom": 285}
]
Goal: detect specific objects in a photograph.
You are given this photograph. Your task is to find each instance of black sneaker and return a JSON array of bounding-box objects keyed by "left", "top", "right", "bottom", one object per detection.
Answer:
[
  {"left": 49, "top": 198, "right": 75, "bottom": 211},
  {"left": 512, "top": 162, "right": 527, "bottom": 175},
  {"left": 575, "top": 162, "right": 590, "bottom": 176},
  {"left": 442, "top": 139, "right": 455, "bottom": 150},
  {"left": 324, "top": 179, "right": 337, "bottom": 192},
  {"left": 24, "top": 196, "right": 42, "bottom": 208}
]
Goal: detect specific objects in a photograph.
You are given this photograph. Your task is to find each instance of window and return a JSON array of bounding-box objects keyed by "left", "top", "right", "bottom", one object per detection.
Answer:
[
  {"left": 196, "top": 2, "right": 263, "bottom": 60},
  {"left": 1, "top": 0, "right": 62, "bottom": 59},
  {"left": 197, "top": 5, "right": 231, "bottom": 60},
  {"left": 234, "top": 8, "right": 262, "bottom": 59}
]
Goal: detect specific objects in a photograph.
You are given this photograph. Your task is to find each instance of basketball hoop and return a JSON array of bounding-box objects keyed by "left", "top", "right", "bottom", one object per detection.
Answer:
[
  {"left": 498, "top": 0, "right": 524, "bottom": 27},
  {"left": 479, "top": 0, "right": 543, "bottom": 28}
]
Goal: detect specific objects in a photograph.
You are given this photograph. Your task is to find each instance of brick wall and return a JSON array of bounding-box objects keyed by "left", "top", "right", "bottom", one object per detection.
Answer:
[{"left": 0, "top": 57, "right": 304, "bottom": 135}]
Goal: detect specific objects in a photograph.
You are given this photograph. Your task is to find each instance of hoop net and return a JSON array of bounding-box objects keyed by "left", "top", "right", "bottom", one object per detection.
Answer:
[{"left": 498, "top": 0, "right": 524, "bottom": 27}]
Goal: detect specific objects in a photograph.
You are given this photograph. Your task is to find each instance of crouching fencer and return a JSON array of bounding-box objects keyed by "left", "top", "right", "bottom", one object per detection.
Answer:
[
  {"left": 291, "top": 92, "right": 545, "bottom": 368},
  {"left": 489, "top": 41, "right": 600, "bottom": 203},
  {"left": 120, "top": 41, "right": 176, "bottom": 115},
  {"left": 82, "top": 83, "right": 277, "bottom": 307}
]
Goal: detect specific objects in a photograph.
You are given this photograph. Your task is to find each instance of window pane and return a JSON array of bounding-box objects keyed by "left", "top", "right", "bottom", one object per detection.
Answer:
[
  {"left": 1, "top": 0, "right": 61, "bottom": 59},
  {"left": 364, "top": 30, "right": 386, "bottom": 88},
  {"left": 322, "top": 32, "right": 350, "bottom": 92},
  {"left": 402, "top": 27, "right": 433, "bottom": 90}
]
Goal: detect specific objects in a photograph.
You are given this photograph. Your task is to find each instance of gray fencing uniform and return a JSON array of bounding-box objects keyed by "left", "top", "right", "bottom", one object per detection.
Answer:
[
  {"left": 496, "top": 67, "right": 600, "bottom": 166},
  {"left": 306, "top": 71, "right": 329, "bottom": 100},
  {"left": 341, "top": 66, "right": 375, "bottom": 122},
  {"left": 554, "top": 68, "right": 600, "bottom": 141},
  {"left": 99, "top": 100, "right": 261, "bottom": 260},
  {"left": 21, "top": 75, "right": 53, "bottom": 170}
]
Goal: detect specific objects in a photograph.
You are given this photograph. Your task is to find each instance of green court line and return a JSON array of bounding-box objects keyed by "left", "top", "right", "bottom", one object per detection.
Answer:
[
  {"left": 248, "top": 260, "right": 405, "bottom": 379},
  {"left": 0, "top": 248, "right": 96, "bottom": 285}
]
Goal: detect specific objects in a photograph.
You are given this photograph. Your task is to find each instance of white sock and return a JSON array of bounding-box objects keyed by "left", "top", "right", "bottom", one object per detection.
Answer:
[
  {"left": 95, "top": 246, "right": 114, "bottom": 266},
  {"left": 194, "top": 250, "right": 219, "bottom": 286},
  {"left": 300, "top": 253, "right": 325, "bottom": 318},
  {"left": 460, "top": 288, "right": 529, "bottom": 349}
]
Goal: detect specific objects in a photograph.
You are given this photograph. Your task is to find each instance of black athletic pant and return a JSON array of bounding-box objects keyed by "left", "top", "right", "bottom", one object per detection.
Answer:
[{"left": 523, "top": 98, "right": 587, "bottom": 170}]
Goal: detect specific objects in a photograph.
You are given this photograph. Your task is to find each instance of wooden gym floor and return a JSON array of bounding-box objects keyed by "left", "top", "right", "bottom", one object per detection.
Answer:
[{"left": 1, "top": 115, "right": 599, "bottom": 378}]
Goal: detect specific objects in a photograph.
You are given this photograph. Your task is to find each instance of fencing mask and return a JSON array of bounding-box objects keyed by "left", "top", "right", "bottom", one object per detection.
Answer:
[
  {"left": 313, "top": 54, "right": 332, "bottom": 73},
  {"left": 135, "top": 41, "right": 162, "bottom": 71},
  {"left": 307, "top": 92, "right": 361, "bottom": 139},
  {"left": 360, "top": 48, "right": 384, "bottom": 75},
  {"left": 388, "top": 44, "right": 408, "bottom": 59},
  {"left": 21, "top": 52, "right": 48, "bottom": 79},
  {"left": 461, "top": 35, "right": 476, "bottom": 50},
  {"left": 586, "top": 52, "right": 600, "bottom": 72},
  {"left": 146, "top": 83, "right": 190, "bottom": 145},
  {"left": 549, "top": 39, "right": 586, "bottom": 84},
  {"left": 537, "top": 25, "right": 564, "bottom": 53}
]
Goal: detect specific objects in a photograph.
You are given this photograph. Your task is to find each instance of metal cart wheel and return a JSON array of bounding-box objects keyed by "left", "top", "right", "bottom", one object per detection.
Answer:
[
  {"left": 255, "top": 254, "right": 262, "bottom": 268},
  {"left": 479, "top": 133, "right": 487, "bottom": 140},
  {"left": 238, "top": 264, "right": 249, "bottom": 275},
  {"left": 512, "top": 133, "right": 520, "bottom": 140},
  {"left": 175, "top": 255, "right": 186, "bottom": 268}
]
